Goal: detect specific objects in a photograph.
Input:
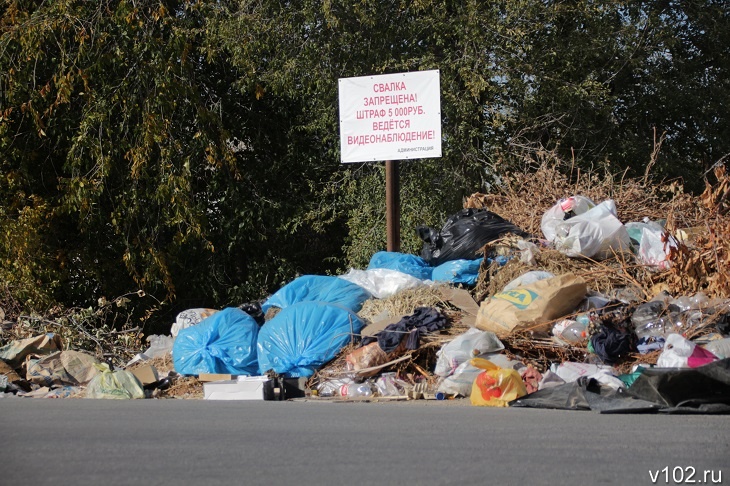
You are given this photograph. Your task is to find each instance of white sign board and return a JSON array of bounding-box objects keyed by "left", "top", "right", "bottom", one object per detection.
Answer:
[{"left": 339, "top": 70, "right": 441, "bottom": 163}]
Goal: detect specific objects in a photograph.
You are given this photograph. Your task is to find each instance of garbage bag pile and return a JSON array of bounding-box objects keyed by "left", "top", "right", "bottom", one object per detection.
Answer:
[{"left": 1, "top": 163, "right": 729, "bottom": 412}]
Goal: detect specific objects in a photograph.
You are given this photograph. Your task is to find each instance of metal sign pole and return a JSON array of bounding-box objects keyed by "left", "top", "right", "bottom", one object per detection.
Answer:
[{"left": 386, "top": 160, "right": 400, "bottom": 252}]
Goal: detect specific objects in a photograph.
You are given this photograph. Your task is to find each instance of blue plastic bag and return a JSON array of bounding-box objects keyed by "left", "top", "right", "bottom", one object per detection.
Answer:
[
  {"left": 261, "top": 275, "right": 371, "bottom": 314},
  {"left": 367, "top": 251, "right": 433, "bottom": 281},
  {"left": 257, "top": 301, "right": 364, "bottom": 378},
  {"left": 172, "top": 307, "right": 259, "bottom": 376},
  {"left": 431, "top": 258, "right": 483, "bottom": 285}
]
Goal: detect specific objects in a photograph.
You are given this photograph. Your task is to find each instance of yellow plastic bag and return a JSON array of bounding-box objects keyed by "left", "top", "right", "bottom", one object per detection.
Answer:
[
  {"left": 85, "top": 363, "right": 145, "bottom": 399},
  {"left": 469, "top": 358, "right": 527, "bottom": 407}
]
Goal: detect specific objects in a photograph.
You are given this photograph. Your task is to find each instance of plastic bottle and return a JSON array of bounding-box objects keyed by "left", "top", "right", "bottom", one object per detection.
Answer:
[
  {"left": 559, "top": 196, "right": 594, "bottom": 220},
  {"left": 317, "top": 378, "right": 353, "bottom": 397},
  {"left": 342, "top": 382, "right": 373, "bottom": 398},
  {"left": 631, "top": 300, "right": 686, "bottom": 339},
  {"left": 552, "top": 319, "right": 571, "bottom": 338},
  {"left": 631, "top": 301, "right": 664, "bottom": 339},
  {"left": 560, "top": 319, "right": 589, "bottom": 344},
  {"left": 689, "top": 292, "right": 709, "bottom": 310},
  {"left": 670, "top": 295, "right": 692, "bottom": 312}
]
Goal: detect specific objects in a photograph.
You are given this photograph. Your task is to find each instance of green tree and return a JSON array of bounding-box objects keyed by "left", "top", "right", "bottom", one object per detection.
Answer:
[
  {"left": 0, "top": 0, "right": 363, "bottom": 324},
  {"left": 3, "top": 0, "right": 729, "bottom": 324}
]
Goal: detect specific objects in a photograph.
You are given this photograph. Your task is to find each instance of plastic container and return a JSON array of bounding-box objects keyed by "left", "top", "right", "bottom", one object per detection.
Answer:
[
  {"left": 631, "top": 300, "right": 686, "bottom": 339},
  {"left": 552, "top": 319, "right": 574, "bottom": 338},
  {"left": 689, "top": 292, "right": 709, "bottom": 310},
  {"left": 704, "top": 338, "right": 730, "bottom": 359},
  {"left": 316, "top": 378, "right": 354, "bottom": 397},
  {"left": 375, "top": 373, "right": 402, "bottom": 397},
  {"left": 553, "top": 316, "right": 589, "bottom": 344},
  {"left": 560, "top": 319, "right": 589, "bottom": 344},
  {"left": 631, "top": 301, "right": 664, "bottom": 338},
  {"left": 560, "top": 196, "right": 595, "bottom": 219},
  {"left": 342, "top": 382, "right": 373, "bottom": 398}
]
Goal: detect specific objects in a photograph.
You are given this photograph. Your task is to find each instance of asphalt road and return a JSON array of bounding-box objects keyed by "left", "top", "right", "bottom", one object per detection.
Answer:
[{"left": 2, "top": 397, "right": 728, "bottom": 486}]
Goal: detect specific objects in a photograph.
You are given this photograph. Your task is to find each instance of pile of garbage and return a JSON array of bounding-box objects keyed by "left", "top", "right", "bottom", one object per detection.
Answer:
[{"left": 1, "top": 162, "right": 729, "bottom": 412}]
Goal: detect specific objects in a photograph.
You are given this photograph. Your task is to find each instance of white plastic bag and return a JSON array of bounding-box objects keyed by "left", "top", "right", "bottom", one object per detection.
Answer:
[
  {"left": 553, "top": 200, "right": 631, "bottom": 259},
  {"left": 541, "top": 195, "right": 596, "bottom": 242},
  {"left": 338, "top": 268, "right": 427, "bottom": 299},
  {"left": 554, "top": 362, "right": 617, "bottom": 384},
  {"left": 657, "top": 333, "right": 718, "bottom": 368},
  {"left": 375, "top": 373, "right": 408, "bottom": 397},
  {"left": 171, "top": 308, "right": 219, "bottom": 338},
  {"left": 437, "top": 360, "right": 482, "bottom": 397},
  {"left": 517, "top": 239, "right": 540, "bottom": 265},
  {"left": 434, "top": 328, "right": 504, "bottom": 377},
  {"left": 626, "top": 221, "right": 678, "bottom": 270},
  {"left": 143, "top": 334, "right": 175, "bottom": 359}
]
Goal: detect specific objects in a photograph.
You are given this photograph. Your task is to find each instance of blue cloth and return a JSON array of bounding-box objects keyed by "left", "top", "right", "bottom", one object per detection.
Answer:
[
  {"left": 257, "top": 301, "right": 364, "bottom": 378},
  {"left": 261, "top": 275, "right": 371, "bottom": 314},
  {"left": 172, "top": 308, "right": 259, "bottom": 376}
]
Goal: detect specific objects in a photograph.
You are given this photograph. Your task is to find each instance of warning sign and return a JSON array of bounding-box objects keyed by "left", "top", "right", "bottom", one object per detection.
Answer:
[{"left": 338, "top": 70, "right": 441, "bottom": 163}]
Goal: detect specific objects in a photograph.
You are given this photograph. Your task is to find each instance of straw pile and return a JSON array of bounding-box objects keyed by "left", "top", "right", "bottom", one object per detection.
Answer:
[{"left": 464, "top": 159, "right": 730, "bottom": 373}]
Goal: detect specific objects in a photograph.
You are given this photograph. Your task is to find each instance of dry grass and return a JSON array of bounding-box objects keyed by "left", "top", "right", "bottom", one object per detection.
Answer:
[
  {"left": 160, "top": 376, "right": 204, "bottom": 399},
  {"left": 357, "top": 284, "right": 453, "bottom": 322},
  {"left": 475, "top": 246, "right": 652, "bottom": 303},
  {"left": 468, "top": 156, "right": 729, "bottom": 300},
  {"left": 465, "top": 154, "right": 706, "bottom": 237}
]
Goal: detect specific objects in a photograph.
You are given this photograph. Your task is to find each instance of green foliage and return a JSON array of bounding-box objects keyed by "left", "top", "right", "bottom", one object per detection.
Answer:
[{"left": 1, "top": 0, "right": 729, "bottom": 328}]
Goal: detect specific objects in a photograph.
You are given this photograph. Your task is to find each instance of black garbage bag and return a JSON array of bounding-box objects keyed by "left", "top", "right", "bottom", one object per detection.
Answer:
[{"left": 417, "top": 208, "right": 530, "bottom": 266}]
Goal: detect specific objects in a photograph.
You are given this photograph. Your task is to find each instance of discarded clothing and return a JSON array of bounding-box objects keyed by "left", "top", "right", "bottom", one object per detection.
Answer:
[
  {"left": 590, "top": 325, "right": 633, "bottom": 365},
  {"left": 636, "top": 336, "right": 666, "bottom": 354},
  {"left": 362, "top": 307, "right": 448, "bottom": 353}
]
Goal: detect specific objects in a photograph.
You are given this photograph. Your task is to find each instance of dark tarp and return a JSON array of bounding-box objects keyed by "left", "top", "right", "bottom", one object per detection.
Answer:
[
  {"left": 625, "top": 357, "right": 730, "bottom": 413},
  {"left": 510, "top": 358, "right": 730, "bottom": 414},
  {"left": 510, "top": 377, "right": 661, "bottom": 413}
]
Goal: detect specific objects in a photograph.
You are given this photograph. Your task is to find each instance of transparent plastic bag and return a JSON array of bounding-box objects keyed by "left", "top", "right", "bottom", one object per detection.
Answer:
[
  {"left": 541, "top": 195, "right": 596, "bottom": 242},
  {"left": 434, "top": 328, "right": 504, "bottom": 377},
  {"left": 469, "top": 358, "right": 527, "bottom": 407},
  {"left": 552, "top": 200, "right": 631, "bottom": 259},
  {"left": 85, "top": 363, "right": 145, "bottom": 399}
]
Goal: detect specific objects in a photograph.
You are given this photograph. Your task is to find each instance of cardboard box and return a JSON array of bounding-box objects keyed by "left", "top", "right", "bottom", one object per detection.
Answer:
[
  {"left": 130, "top": 364, "right": 159, "bottom": 386},
  {"left": 203, "top": 376, "right": 271, "bottom": 400},
  {"left": 197, "top": 373, "right": 236, "bottom": 382}
]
